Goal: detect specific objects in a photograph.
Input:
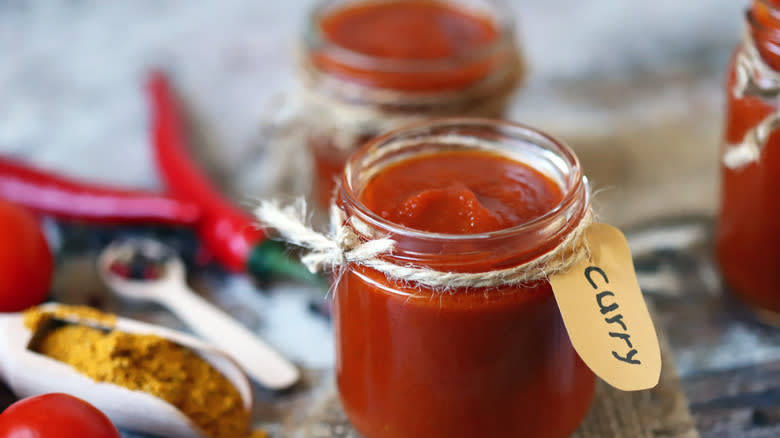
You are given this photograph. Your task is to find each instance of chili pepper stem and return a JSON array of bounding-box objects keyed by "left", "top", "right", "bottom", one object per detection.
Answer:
[{"left": 247, "top": 241, "right": 328, "bottom": 290}]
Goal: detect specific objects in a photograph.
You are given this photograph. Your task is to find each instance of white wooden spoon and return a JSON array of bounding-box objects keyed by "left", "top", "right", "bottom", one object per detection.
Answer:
[
  {"left": 97, "top": 238, "right": 300, "bottom": 390},
  {"left": 0, "top": 304, "right": 253, "bottom": 438}
]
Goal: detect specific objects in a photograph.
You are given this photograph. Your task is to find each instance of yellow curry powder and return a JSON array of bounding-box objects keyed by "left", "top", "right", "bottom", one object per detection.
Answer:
[{"left": 23, "top": 306, "right": 261, "bottom": 438}]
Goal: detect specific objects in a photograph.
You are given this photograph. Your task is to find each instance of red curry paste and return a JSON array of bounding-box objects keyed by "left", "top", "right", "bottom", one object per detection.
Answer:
[
  {"left": 314, "top": 0, "right": 500, "bottom": 91},
  {"left": 334, "top": 149, "right": 594, "bottom": 438}
]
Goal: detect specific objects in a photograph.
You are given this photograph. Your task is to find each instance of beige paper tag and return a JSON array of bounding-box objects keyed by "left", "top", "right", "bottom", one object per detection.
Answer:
[{"left": 549, "top": 223, "right": 661, "bottom": 391}]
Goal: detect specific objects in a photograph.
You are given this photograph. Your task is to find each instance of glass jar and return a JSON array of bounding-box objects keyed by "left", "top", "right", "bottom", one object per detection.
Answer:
[
  {"left": 717, "top": 0, "right": 780, "bottom": 320},
  {"left": 302, "top": 0, "right": 523, "bottom": 207},
  {"left": 333, "top": 118, "right": 595, "bottom": 438}
]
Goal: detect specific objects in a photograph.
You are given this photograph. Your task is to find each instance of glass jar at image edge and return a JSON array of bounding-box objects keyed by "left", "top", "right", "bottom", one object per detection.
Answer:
[
  {"left": 717, "top": 0, "right": 780, "bottom": 320},
  {"left": 333, "top": 118, "right": 595, "bottom": 438},
  {"left": 302, "top": 0, "right": 522, "bottom": 208}
]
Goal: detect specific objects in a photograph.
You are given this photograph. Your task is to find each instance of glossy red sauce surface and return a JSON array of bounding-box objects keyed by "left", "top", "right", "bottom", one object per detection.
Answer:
[
  {"left": 334, "top": 149, "right": 594, "bottom": 438},
  {"left": 315, "top": 0, "right": 502, "bottom": 91},
  {"left": 360, "top": 149, "right": 562, "bottom": 234},
  {"left": 321, "top": 1, "right": 496, "bottom": 59}
]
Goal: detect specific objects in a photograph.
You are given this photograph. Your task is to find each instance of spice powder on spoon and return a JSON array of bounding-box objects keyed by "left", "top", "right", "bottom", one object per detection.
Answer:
[{"left": 23, "top": 306, "right": 266, "bottom": 438}]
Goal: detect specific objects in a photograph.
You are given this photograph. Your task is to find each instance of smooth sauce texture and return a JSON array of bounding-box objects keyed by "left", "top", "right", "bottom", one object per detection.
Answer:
[
  {"left": 321, "top": 1, "right": 497, "bottom": 60},
  {"left": 360, "top": 149, "right": 563, "bottom": 234},
  {"left": 334, "top": 149, "right": 594, "bottom": 438},
  {"left": 315, "top": 0, "right": 501, "bottom": 91}
]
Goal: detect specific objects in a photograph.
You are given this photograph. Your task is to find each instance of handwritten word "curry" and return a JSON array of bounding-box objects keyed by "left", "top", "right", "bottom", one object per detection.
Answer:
[{"left": 585, "top": 266, "right": 641, "bottom": 365}]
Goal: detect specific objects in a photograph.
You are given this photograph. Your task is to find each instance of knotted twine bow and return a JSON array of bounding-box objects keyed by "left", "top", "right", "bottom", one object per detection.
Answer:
[
  {"left": 255, "top": 199, "right": 595, "bottom": 290},
  {"left": 723, "top": 31, "right": 780, "bottom": 169}
]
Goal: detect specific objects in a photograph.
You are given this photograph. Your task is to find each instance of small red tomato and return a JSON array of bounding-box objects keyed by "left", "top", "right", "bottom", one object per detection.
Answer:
[
  {"left": 0, "top": 393, "right": 121, "bottom": 438},
  {"left": 0, "top": 200, "right": 53, "bottom": 312}
]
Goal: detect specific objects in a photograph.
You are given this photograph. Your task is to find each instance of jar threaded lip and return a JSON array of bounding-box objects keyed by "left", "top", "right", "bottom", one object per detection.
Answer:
[
  {"left": 337, "top": 117, "right": 590, "bottom": 269},
  {"left": 747, "top": 1, "right": 780, "bottom": 47},
  {"left": 303, "top": 0, "right": 518, "bottom": 85}
]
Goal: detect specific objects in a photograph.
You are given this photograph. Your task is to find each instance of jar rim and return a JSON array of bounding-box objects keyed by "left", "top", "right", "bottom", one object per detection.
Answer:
[
  {"left": 338, "top": 117, "right": 589, "bottom": 245},
  {"left": 303, "top": 0, "right": 517, "bottom": 75},
  {"left": 747, "top": 2, "right": 780, "bottom": 38}
]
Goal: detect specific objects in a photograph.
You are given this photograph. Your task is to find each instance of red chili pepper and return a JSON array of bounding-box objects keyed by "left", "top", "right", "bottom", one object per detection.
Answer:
[
  {"left": 147, "top": 71, "right": 265, "bottom": 272},
  {"left": 0, "top": 73, "right": 312, "bottom": 284},
  {"left": 0, "top": 157, "right": 201, "bottom": 225}
]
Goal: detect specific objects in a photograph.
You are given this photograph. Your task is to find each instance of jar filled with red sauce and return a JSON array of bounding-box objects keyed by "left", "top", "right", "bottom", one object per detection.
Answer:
[
  {"left": 718, "top": 0, "right": 780, "bottom": 320},
  {"left": 333, "top": 119, "right": 594, "bottom": 438},
  {"left": 302, "top": 0, "right": 522, "bottom": 207}
]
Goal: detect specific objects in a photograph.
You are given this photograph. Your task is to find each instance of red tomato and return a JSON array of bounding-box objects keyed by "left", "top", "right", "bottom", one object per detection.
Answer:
[
  {"left": 0, "top": 200, "right": 53, "bottom": 312},
  {"left": 0, "top": 393, "right": 121, "bottom": 438}
]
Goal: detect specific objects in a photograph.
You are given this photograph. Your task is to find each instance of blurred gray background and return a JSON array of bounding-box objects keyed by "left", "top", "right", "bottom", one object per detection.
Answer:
[{"left": 0, "top": 0, "right": 744, "bottom": 226}]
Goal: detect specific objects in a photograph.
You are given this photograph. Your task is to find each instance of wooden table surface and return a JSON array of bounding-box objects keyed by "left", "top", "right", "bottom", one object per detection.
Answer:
[{"left": 2, "top": 1, "right": 777, "bottom": 437}]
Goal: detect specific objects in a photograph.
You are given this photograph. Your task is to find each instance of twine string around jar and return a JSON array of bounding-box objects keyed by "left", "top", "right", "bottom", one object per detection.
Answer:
[
  {"left": 724, "top": 31, "right": 780, "bottom": 169},
  {"left": 256, "top": 48, "right": 524, "bottom": 157},
  {"left": 255, "top": 199, "right": 594, "bottom": 290},
  {"left": 299, "top": 52, "right": 524, "bottom": 148},
  {"left": 244, "top": 53, "right": 523, "bottom": 195}
]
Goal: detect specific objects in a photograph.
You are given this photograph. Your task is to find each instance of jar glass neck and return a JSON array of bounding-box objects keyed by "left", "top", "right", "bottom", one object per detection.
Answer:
[
  {"left": 303, "top": 0, "right": 518, "bottom": 94},
  {"left": 748, "top": 1, "right": 780, "bottom": 71},
  {"left": 336, "top": 118, "right": 590, "bottom": 272}
]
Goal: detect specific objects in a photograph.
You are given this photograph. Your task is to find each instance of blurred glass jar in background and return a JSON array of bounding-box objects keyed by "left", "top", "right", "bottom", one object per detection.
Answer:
[
  {"left": 301, "top": 0, "right": 523, "bottom": 207},
  {"left": 718, "top": 0, "right": 780, "bottom": 321}
]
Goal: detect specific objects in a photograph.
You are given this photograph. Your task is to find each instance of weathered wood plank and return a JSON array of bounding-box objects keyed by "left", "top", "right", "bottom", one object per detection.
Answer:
[{"left": 684, "top": 361, "right": 780, "bottom": 437}]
